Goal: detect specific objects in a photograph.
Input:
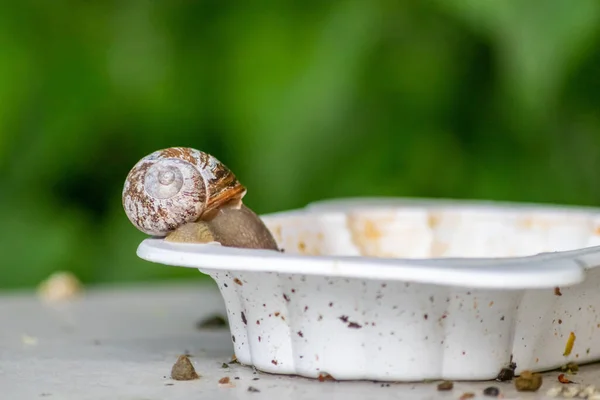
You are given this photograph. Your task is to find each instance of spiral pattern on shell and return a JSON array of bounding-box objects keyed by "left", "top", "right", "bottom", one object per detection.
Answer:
[{"left": 122, "top": 147, "right": 246, "bottom": 236}]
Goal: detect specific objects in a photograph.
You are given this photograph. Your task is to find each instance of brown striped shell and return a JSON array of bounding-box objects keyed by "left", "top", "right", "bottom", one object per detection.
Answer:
[{"left": 122, "top": 147, "right": 247, "bottom": 236}]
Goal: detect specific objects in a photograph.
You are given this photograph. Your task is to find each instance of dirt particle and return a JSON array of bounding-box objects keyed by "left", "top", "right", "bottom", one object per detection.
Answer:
[
  {"left": 437, "top": 381, "right": 453, "bottom": 391},
  {"left": 234, "top": 278, "right": 243, "bottom": 286},
  {"left": 221, "top": 363, "right": 229, "bottom": 368},
  {"left": 291, "top": 289, "right": 296, "bottom": 293},
  {"left": 318, "top": 315, "right": 323, "bottom": 321},
  {"left": 171, "top": 355, "right": 200, "bottom": 381},
  {"left": 329, "top": 302, "right": 333, "bottom": 307},
  {"left": 424, "top": 314, "right": 428, "bottom": 320},
  {"left": 515, "top": 370, "right": 542, "bottom": 392},
  {"left": 496, "top": 361, "right": 517, "bottom": 381},
  {"left": 218, "top": 377, "right": 230, "bottom": 384},
  {"left": 500, "top": 316, "right": 505, "bottom": 321},
  {"left": 283, "top": 294, "right": 290, "bottom": 302},
  {"left": 274, "top": 312, "right": 280, "bottom": 317},
  {"left": 482, "top": 386, "right": 500, "bottom": 397},
  {"left": 339, "top": 315, "right": 349, "bottom": 323},
  {"left": 304, "top": 306, "right": 308, "bottom": 312},
  {"left": 558, "top": 319, "right": 563, "bottom": 324},
  {"left": 196, "top": 314, "right": 227, "bottom": 330},
  {"left": 271, "top": 360, "right": 278, "bottom": 365},
  {"left": 253, "top": 377, "right": 259, "bottom": 381},
  {"left": 555, "top": 287, "right": 562, "bottom": 296},
  {"left": 459, "top": 393, "right": 475, "bottom": 400},
  {"left": 231, "top": 335, "right": 235, "bottom": 343},
  {"left": 348, "top": 322, "right": 362, "bottom": 329},
  {"left": 297, "top": 331, "right": 304, "bottom": 337},
  {"left": 256, "top": 320, "right": 260, "bottom": 325},
  {"left": 247, "top": 386, "right": 260, "bottom": 393},
  {"left": 241, "top": 312, "right": 247, "bottom": 325},
  {"left": 258, "top": 336, "right": 261, "bottom": 342}
]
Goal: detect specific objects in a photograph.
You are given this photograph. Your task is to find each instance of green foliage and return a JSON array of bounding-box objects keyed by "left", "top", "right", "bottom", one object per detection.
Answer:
[{"left": 1, "top": 0, "right": 600, "bottom": 289}]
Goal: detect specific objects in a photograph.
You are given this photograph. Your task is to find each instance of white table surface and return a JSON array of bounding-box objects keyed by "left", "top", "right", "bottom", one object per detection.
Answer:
[{"left": 0, "top": 281, "right": 598, "bottom": 400}]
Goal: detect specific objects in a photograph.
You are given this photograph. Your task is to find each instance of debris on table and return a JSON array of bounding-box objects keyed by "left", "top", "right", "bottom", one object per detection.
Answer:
[
  {"left": 218, "top": 376, "right": 235, "bottom": 388},
  {"left": 247, "top": 386, "right": 260, "bottom": 393},
  {"left": 171, "top": 355, "right": 200, "bottom": 381},
  {"left": 560, "top": 362, "right": 579, "bottom": 374},
  {"left": 563, "top": 332, "right": 576, "bottom": 356},
  {"left": 196, "top": 314, "right": 228, "bottom": 330},
  {"left": 318, "top": 373, "right": 336, "bottom": 382},
  {"left": 37, "top": 271, "right": 83, "bottom": 303},
  {"left": 495, "top": 360, "right": 517, "bottom": 381},
  {"left": 436, "top": 381, "right": 454, "bottom": 391},
  {"left": 555, "top": 287, "right": 562, "bottom": 296},
  {"left": 21, "top": 334, "right": 38, "bottom": 347},
  {"left": 458, "top": 392, "right": 475, "bottom": 400},
  {"left": 557, "top": 373, "right": 576, "bottom": 384},
  {"left": 230, "top": 354, "right": 238, "bottom": 363},
  {"left": 482, "top": 386, "right": 500, "bottom": 397},
  {"left": 221, "top": 363, "right": 229, "bottom": 368},
  {"left": 514, "top": 370, "right": 543, "bottom": 392}
]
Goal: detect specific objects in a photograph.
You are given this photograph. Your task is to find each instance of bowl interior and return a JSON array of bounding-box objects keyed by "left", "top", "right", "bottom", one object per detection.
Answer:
[{"left": 262, "top": 202, "right": 600, "bottom": 259}]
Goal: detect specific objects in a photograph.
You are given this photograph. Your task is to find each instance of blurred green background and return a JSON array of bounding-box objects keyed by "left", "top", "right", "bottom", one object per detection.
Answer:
[{"left": 2, "top": 0, "right": 600, "bottom": 289}]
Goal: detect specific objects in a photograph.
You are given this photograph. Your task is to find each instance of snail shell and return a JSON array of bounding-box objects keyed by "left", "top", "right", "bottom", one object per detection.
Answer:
[{"left": 122, "top": 147, "right": 246, "bottom": 236}]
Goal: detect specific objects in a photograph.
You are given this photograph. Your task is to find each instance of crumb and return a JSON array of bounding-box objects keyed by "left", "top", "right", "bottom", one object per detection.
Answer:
[
  {"left": 247, "top": 386, "right": 260, "bottom": 393},
  {"left": 196, "top": 315, "right": 227, "bottom": 330},
  {"left": 560, "top": 362, "right": 579, "bottom": 374},
  {"left": 459, "top": 393, "right": 475, "bottom": 399},
  {"left": 318, "top": 373, "right": 335, "bottom": 382},
  {"left": 170, "top": 355, "right": 200, "bottom": 381},
  {"left": 218, "top": 377, "right": 230, "bottom": 384},
  {"left": 515, "top": 370, "right": 542, "bottom": 392},
  {"left": 564, "top": 332, "right": 576, "bottom": 356},
  {"left": 252, "top": 378, "right": 259, "bottom": 381},
  {"left": 37, "top": 271, "right": 82, "bottom": 302},
  {"left": 555, "top": 287, "right": 562, "bottom": 296},
  {"left": 557, "top": 373, "right": 576, "bottom": 384},
  {"left": 546, "top": 386, "right": 563, "bottom": 397},
  {"left": 437, "top": 381, "right": 453, "bottom": 391},
  {"left": 21, "top": 334, "right": 38, "bottom": 346}
]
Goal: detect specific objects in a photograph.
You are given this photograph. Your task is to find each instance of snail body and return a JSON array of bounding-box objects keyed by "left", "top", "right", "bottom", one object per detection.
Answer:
[{"left": 122, "top": 147, "right": 279, "bottom": 251}]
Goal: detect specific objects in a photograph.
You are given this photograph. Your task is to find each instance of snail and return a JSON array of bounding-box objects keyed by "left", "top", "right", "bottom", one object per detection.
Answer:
[{"left": 122, "top": 147, "right": 280, "bottom": 251}]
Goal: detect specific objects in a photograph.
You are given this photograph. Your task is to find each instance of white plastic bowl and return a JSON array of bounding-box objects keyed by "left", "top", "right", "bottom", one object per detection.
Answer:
[{"left": 137, "top": 197, "right": 600, "bottom": 381}]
